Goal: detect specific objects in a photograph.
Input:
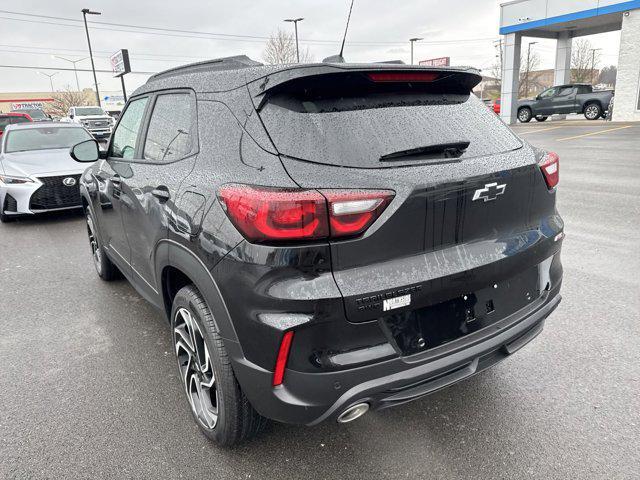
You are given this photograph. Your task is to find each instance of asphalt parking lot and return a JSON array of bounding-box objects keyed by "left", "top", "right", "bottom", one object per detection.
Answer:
[{"left": 1, "top": 121, "right": 638, "bottom": 479}]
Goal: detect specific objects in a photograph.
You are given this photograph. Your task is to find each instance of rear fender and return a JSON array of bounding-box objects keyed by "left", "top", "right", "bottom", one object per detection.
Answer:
[{"left": 155, "top": 239, "right": 241, "bottom": 348}]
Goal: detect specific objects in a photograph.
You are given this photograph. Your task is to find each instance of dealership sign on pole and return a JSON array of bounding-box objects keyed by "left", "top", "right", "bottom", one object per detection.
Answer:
[
  {"left": 110, "top": 49, "right": 131, "bottom": 77},
  {"left": 110, "top": 49, "right": 131, "bottom": 102},
  {"left": 419, "top": 57, "right": 450, "bottom": 67}
]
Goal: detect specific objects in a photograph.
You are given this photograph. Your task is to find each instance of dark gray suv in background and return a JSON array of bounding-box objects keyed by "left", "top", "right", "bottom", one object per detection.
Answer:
[{"left": 70, "top": 56, "right": 564, "bottom": 446}]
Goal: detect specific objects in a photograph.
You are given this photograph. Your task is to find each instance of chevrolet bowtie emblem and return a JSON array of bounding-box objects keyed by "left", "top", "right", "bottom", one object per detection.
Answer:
[{"left": 472, "top": 182, "right": 506, "bottom": 202}]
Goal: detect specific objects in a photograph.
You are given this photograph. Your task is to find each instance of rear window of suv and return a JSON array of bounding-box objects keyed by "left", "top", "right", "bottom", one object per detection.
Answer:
[{"left": 258, "top": 72, "right": 522, "bottom": 168}]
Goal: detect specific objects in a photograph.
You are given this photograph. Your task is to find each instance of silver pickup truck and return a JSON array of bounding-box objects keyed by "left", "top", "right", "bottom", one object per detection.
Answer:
[
  {"left": 63, "top": 106, "right": 115, "bottom": 139},
  {"left": 517, "top": 84, "right": 614, "bottom": 122}
]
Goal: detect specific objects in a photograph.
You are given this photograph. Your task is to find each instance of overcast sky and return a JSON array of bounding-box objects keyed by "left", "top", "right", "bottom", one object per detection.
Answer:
[{"left": 0, "top": 0, "right": 621, "bottom": 95}]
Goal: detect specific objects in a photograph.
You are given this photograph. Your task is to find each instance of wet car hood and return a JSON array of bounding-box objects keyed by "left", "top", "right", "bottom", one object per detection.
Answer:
[{"left": 0, "top": 148, "right": 92, "bottom": 177}]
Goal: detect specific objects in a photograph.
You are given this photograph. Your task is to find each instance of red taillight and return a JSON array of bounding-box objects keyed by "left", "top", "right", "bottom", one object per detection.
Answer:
[
  {"left": 367, "top": 72, "right": 440, "bottom": 83},
  {"left": 539, "top": 152, "right": 559, "bottom": 189},
  {"left": 218, "top": 184, "right": 394, "bottom": 243},
  {"left": 322, "top": 189, "right": 394, "bottom": 238},
  {"left": 218, "top": 185, "right": 329, "bottom": 242},
  {"left": 273, "top": 331, "right": 294, "bottom": 387}
]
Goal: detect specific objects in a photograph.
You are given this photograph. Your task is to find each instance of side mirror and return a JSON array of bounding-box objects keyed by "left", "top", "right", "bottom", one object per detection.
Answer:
[{"left": 70, "top": 139, "right": 100, "bottom": 162}]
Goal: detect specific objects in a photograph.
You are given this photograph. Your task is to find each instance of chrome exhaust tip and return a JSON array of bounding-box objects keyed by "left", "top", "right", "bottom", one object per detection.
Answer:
[{"left": 337, "top": 403, "right": 370, "bottom": 424}]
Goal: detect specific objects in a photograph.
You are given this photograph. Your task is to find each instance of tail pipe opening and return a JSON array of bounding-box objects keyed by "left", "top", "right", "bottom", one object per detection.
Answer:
[{"left": 337, "top": 403, "right": 370, "bottom": 423}]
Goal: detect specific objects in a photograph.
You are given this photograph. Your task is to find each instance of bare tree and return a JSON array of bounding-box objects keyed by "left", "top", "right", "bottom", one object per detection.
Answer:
[
  {"left": 47, "top": 88, "right": 92, "bottom": 118},
  {"left": 598, "top": 65, "right": 617, "bottom": 87},
  {"left": 489, "top": 40, "right": 503, "bottom": 93},
  {"left": 263, "top": 29, "right": 313, "bottom": 65},
  {"left": 571, "top": 38, "right": 600, "bottom": 83},
  {"left": 519, "top": 50, "right": 540, "bottom": 97}
]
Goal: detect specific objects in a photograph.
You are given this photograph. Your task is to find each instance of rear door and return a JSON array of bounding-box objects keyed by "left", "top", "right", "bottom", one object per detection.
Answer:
[
  {"left": 255, "top": 68, "right": 561, "bottom": 324},
  {"left": 118, "top": 90, "right": 198, "bottom": 301},
  {"left": 553, "top": 86, "right": 577, "bottom": 114}
]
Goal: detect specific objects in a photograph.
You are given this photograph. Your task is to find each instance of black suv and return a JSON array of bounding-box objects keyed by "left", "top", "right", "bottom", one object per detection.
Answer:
[{"left": 70, "top": 56, "right": 563, "bottom": 446}]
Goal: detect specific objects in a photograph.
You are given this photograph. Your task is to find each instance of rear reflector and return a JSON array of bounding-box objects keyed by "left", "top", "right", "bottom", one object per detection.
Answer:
[
  {"left": 273, "top": 331, "right": 294, "bottom": 387},
  {"left": 539, "top": 152, "right": 559, "bottom": 189},
  {"left": 218, "top": 184, "right": 394, "bottom": 243},
  {"left": 367, "top": 72, "right": 440, "bottom": 83}
]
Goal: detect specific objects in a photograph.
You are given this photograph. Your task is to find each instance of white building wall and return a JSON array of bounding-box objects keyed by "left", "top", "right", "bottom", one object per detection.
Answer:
[
  {"left": 500, "top": 33, "right": 522, "bottom": 124},
  {"left": 613, "top": 9, "right": 640, "bottom": 121}
]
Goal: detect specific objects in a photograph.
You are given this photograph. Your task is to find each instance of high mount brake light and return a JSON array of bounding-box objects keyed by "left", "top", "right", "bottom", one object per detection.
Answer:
[
  {"left": 367, "top": 72, "right": 440, "bottom": 83},
  {"left": 218, "top": 185, "right": 394, "bottom": 243},
  {"left": 539, "top": 152, "right": 559, "bottom": 189}
]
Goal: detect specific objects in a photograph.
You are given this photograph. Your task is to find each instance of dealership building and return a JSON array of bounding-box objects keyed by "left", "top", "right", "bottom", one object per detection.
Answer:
[{"left": 499, "top": 0, "right": 640, "bottom": 123}]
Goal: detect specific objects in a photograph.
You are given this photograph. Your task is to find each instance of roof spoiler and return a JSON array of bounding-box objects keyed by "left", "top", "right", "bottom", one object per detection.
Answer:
[{"left": 249, "top": 65, "right": 482, "bottom": 107}]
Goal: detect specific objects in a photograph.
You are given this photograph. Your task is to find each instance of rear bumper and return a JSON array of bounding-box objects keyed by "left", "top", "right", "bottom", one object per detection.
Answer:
[{"left": 231, "top": 285, "right": 561, "bottom": 426}]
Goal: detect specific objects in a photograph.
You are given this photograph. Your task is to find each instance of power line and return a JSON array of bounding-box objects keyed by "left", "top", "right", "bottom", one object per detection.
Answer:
[
  {"left": 0, "top": 43, "right": 210, "bottom": 61},
  {"left": 0, "top": 10, "right": 497, "bottom": 46},
  {"left": 0, "top": 64, "right": 156, "bottom": 75},
  {"left": 0, "top": 48, "right": 206, "bottom": 63}
]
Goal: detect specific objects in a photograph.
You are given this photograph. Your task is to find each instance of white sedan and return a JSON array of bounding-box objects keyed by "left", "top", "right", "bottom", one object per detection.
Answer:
[{"left": 0, "top": 122, "right": 95, "bottom": 222}]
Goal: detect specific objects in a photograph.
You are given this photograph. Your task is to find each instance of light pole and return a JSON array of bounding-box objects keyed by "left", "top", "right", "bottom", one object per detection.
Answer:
[
  {"left": 82, "top": 8, "right": 101, "bottom": 106},
  {"left": 284, "top": 17, "right": 304, "bottom": 63},
  {"left": 51, "top": 55, "right": 88, "bottom": 92},
  {"left": 525, "top": 41, "right": 538, "bottom": 97},
  {"left": 37, "top": 71, "right": 58, "bottom": 92},
  {"left": 589, "top": 48, "right": 602, "bottom": 84},
  {"left": 409, "top": 37, "right": 423, "bottom": 65}
]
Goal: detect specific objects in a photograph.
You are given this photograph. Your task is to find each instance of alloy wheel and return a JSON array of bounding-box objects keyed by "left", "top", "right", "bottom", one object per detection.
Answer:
[
  {"left": 174, "top": 307, "right": 218, "bottom": 429},
  {"left": 585, "top": 105, "right": 599, "bottom": 120},
  {"left": 518, "top": 109, "right": 531, "bottom": 122},
  {"left": 86, "top": 215, "right": 102, "bottom": 274}
]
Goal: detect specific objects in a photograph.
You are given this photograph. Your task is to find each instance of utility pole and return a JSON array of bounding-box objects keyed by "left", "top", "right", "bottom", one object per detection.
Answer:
[
  {"left": 51, "top": 55, "right": 88, "bottom": 92},
  {"left": 525, "top": 41, "right": 537, "bottom": 97},
  {"left": 82, "top": 8, "right": 102, "bottom": 105},
  {"left": 409, "top": 37, "right": 423, "bottom": 65},
  {"left": 284, "top": 18, "right": 304, "bottom": 63},
  {"left": 589, "top": 48, "right": 602, "bottom": 85},
  {"left": 37, "top": 71, "right": 58, "bottom": 92}
]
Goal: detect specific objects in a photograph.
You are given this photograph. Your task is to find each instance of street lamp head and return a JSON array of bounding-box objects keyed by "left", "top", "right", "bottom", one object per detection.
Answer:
[
  {"left": 409, "top": 37, "right": 423, "bottom": 42},
  {"left": 284, "top": 17, "right": 304, "bottom": 22},
  {"left": 82, "top": 8, "right": 101, "bottom": 15}
]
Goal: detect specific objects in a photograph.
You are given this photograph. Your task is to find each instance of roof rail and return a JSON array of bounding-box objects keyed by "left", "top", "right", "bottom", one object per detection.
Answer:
[{"left": 148, "top": 55, "right": 263, "bottom": 82}]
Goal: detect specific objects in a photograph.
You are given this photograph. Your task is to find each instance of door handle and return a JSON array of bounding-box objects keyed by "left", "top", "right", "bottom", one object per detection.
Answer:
[
  {"left": 111, "top": 176, "right": 121, "bottom": 186},
  {"left": 151, "top": 186, "right": 170, "bottom": 202}
]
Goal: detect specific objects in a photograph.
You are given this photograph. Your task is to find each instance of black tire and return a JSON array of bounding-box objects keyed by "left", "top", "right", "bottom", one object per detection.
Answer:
[
  {"left": 584, "top": 102, "right": 602, "bottom": 120},
  {"left": 535, "top": 116, "right": 548, "bottom": 122},
  {"left": 86, "top": 212, "right": 118, "bottom": 280},
  {"left": 518, "top": 107, "right": 532, "bottom": 123},
  {"left": 171, "top": 285, "right": 266, "bottom": 446}
]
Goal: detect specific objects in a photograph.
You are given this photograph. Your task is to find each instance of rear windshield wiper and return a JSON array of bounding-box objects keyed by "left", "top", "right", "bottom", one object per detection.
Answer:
[{"left": 380, "top": 141, "right": 470, "bottom": 162}]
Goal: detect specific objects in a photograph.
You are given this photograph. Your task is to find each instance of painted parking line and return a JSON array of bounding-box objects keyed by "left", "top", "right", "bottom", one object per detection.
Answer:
[
  {"left": 517, "top": 125, "right": 566, "bottom": 135},
  {"left": 556, "top": 125, "right": 633, "bottom": 142}
]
